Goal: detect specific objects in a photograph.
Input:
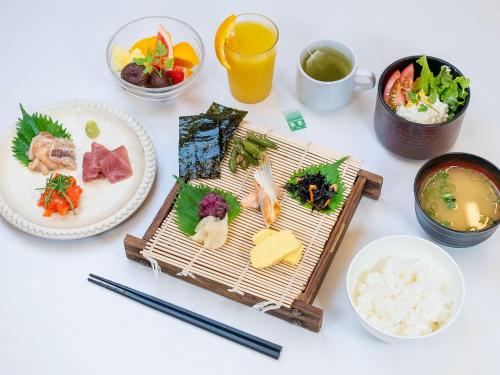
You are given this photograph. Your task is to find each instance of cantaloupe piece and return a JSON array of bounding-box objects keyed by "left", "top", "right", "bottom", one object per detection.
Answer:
[{"left": 250, "top": 229, "right": 301, "bottom": 269}]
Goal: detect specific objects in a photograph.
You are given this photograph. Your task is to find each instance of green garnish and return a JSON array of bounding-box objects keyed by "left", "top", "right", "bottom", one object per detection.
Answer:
[
  {"left": 85, "top": 120, "right": 100, "bottom": 138},
  {"left": 36, "top": 174, "right": 76, "bottom": 214},
  {"left": 285, "top": 157, "right": 348, "bottom": 214},
  {"left": 442, "top": 192, "right": 457, "bottom": 209},
  {"left": 414, "top": 55, "right": 470, "bottom": 119},
  {"left": 133, "top": 42, "right": 173, "bottom": 75},
  {"left": 12, "top": 104, "right": 72, "bottom": 166},
  {"left": 418, "top": 104, "right": 428, "bottom": 112},
  {"left": 408, "top": 91, "right": 418, "bottom": 103},
  {"left": 437, "top": 170, "right": 448, "bottom": 179},
  {"left": 479, "top": 214, "right": 495, "bottom": 226},
  {"left": 173, "top": 177, "right": 240, "bottom": 235}
]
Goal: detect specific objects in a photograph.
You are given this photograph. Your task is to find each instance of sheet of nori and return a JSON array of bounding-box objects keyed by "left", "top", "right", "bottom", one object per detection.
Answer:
[
  {"left": 206, "top": 102, "right": 248, "bottom": 157},
  {"left": 179, "top": 115, "right": 221, "bottom": 179}
]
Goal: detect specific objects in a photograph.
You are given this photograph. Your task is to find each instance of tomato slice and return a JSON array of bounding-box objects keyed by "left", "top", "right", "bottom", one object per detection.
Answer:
[
  {"left": 383, "top": 70, "right": 401, "bottom": 105},
  {"left": 389, "top": 80, "right": 406, "bottom": 109},
  {"left": 399, "top": 63, "right": 414, "bottom": 89}
]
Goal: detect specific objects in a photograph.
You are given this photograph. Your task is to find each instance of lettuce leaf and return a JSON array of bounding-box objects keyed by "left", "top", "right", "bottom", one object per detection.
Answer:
[
  {"left": 414, "top": 55, "right": 470, "bottom": 119},
  {"left": 415, "top": 55, "right": 434, "bottom": 95}
]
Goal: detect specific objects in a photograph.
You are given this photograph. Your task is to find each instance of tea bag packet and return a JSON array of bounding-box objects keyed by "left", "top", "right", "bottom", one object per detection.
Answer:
[{"left": 283, "top": 109, "right": 307, "bottom": 132}]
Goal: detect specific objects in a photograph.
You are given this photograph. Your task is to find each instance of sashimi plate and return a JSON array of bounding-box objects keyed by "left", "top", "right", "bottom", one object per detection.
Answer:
[{"left": 0, "top": 101, "right": 156, "bottom": 239}]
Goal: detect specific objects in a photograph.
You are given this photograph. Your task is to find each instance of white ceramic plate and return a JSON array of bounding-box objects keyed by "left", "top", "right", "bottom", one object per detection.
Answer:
[{"left": 0, "top": 100, "right": 156, "bottom": 239}]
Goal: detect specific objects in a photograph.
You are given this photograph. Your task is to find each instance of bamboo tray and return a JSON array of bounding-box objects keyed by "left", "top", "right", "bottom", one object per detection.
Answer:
[{"left": 124, "top": 124, "right": 382, "bottom": 332}]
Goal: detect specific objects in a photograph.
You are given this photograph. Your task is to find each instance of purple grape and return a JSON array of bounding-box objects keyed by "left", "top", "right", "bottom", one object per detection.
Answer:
[{"left": 198, "top": 193, "right": 228, "bottom": 220}]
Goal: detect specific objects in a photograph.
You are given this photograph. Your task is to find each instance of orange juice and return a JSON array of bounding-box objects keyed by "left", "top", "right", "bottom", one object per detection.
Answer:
[{"left": 218, "top": 15, "right": 278, "bottom": 103}]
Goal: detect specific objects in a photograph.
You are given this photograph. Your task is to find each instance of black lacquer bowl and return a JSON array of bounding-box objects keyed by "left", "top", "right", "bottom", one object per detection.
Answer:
[{"left": 414, "top": 153, "right": 499, "bottom": 247}]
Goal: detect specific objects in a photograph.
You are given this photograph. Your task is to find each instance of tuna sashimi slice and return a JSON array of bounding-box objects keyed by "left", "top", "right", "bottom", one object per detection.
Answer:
[
  {"left": 91, "top": 142, "right": 111, "bottom": 159},
  {"left": 98, "top": 145, "right": 133, "bottom": 183},
  {"left": 83, "top": 152, "right": 101, "bottom": 182},
  {"left": 82, "top": 143, "right": 111, "bottom": 183}
]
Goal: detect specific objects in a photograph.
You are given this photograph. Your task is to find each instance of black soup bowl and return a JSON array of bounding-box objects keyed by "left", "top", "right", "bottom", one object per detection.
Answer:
[{"left": 414, "top": 153, "right": 499, "bottom": 247}]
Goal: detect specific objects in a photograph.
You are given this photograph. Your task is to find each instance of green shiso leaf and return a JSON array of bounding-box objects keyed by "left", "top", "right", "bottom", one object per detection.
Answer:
[
  {"left": 11, "top": 104, "right": 72, "bottom": 166},
  {"left": 286, "top": 156, "right": 349, "bottom": 214},
  {"left": 173, "top": 177, "right": 241, "bottom": 236}
]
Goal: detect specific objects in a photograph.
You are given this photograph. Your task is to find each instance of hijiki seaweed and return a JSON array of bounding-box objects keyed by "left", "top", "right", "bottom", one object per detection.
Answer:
[
  {"left": 285, "top": 172, "right": 338, "bottom": 212},
  {"left": 285, "top": 157, "right": 349, "bottom": 214}
]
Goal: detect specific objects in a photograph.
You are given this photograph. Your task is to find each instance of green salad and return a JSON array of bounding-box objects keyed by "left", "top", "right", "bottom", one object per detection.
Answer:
[{"left": 384, "top": 55, "right": 470, "bottom": 124}]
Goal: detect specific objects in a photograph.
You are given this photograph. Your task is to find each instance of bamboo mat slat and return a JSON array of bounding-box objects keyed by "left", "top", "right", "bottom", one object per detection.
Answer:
[{"left": 141, "top": 124, "right": 361, "bottom": 309}]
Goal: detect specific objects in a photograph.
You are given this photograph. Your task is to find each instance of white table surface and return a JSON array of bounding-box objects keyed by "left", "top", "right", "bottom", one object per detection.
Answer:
[{"left": 1, "top": 0, "right": 499, "bottom": 374}]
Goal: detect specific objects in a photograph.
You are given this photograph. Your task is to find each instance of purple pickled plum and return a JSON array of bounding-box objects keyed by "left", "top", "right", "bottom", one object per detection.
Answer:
[{"left": 198, "top": 193, "right": 228, "bottom": 220}]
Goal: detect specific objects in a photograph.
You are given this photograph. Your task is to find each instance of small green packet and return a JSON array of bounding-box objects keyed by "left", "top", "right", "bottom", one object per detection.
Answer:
[{"left": 283, "top": 109, "right": 307, "bottom": 131}]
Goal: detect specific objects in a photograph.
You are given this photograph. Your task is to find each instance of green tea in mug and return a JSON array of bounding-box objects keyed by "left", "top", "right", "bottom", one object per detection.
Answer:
[{"left": 302, "top": 47, "right": 352, "bottom": 82}]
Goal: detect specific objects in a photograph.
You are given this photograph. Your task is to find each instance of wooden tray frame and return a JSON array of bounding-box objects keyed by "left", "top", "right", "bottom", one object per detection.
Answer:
[{"left": 124, "top": 169, "right": 382, "bottom": 332}]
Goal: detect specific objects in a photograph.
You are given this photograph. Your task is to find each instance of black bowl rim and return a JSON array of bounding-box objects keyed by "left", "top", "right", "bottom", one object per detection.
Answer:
[
  {"left": 377, "top": 55, "right": 471, "bottom": 129},
  {"left": 413, "top": 152, "right": 500, "bottom": 234}
]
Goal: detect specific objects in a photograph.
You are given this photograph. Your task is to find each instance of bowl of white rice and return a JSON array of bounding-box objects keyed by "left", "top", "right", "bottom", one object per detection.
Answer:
[{"left": 346, "top": 235, "right": 465, "bottom": 343}]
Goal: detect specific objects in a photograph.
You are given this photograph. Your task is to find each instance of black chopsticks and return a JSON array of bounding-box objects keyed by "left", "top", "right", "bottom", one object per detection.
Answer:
[{"left": 88, "top": 274, "right": 282, "bottom": 359}]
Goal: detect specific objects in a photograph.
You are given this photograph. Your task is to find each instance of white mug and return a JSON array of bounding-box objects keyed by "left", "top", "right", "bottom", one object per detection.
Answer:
[{"left": 296, "top": 40, "right": 376, "bottom": 110}]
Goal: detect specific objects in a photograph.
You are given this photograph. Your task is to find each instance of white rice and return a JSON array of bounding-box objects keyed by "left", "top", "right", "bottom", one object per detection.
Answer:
[{"left": 354, "top": 256, "right": 453, "bottom": 337}]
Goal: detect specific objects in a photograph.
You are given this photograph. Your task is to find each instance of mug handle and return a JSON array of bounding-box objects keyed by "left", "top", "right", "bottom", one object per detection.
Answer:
[{"left": 354, "top": 69, "right": 376, "bottom": 90}]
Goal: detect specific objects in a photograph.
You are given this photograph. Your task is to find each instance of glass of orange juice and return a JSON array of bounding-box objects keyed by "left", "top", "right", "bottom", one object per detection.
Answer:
[{"left": 215, "top": 14, "right": 278, "bottom": 103}]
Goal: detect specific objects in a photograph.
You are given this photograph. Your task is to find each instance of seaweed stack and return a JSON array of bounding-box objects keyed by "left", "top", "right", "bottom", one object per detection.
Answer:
[{"left": 179, "top": 103, "right": 247, "bottom": 179}]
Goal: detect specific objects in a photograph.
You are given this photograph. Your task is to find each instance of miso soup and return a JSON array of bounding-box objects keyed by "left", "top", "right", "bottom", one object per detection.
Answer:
[{"left": 419, "top": 166, "right": 499, "bottom": 231}]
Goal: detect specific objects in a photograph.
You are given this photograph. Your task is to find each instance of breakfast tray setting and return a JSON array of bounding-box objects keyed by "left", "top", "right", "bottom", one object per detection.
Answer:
[{"left": 124, "top": 124, "right": 382, "bottom": 332}]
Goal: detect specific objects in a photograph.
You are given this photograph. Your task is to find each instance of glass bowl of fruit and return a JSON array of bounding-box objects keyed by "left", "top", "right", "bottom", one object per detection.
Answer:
[{"left": 107, "top": 16, "right": 204, "bottom": 101}]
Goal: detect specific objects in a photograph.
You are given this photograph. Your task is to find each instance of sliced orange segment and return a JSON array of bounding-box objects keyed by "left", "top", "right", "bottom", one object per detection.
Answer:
[
  {"left": 214, "top": 14, "right": 236, "bottom": 70},
  {"left": 173, "top": 42, "right": 199, "bottom": 68},
  {"left": 129, "top": 36, "right": 157, "bottom": 56}
]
